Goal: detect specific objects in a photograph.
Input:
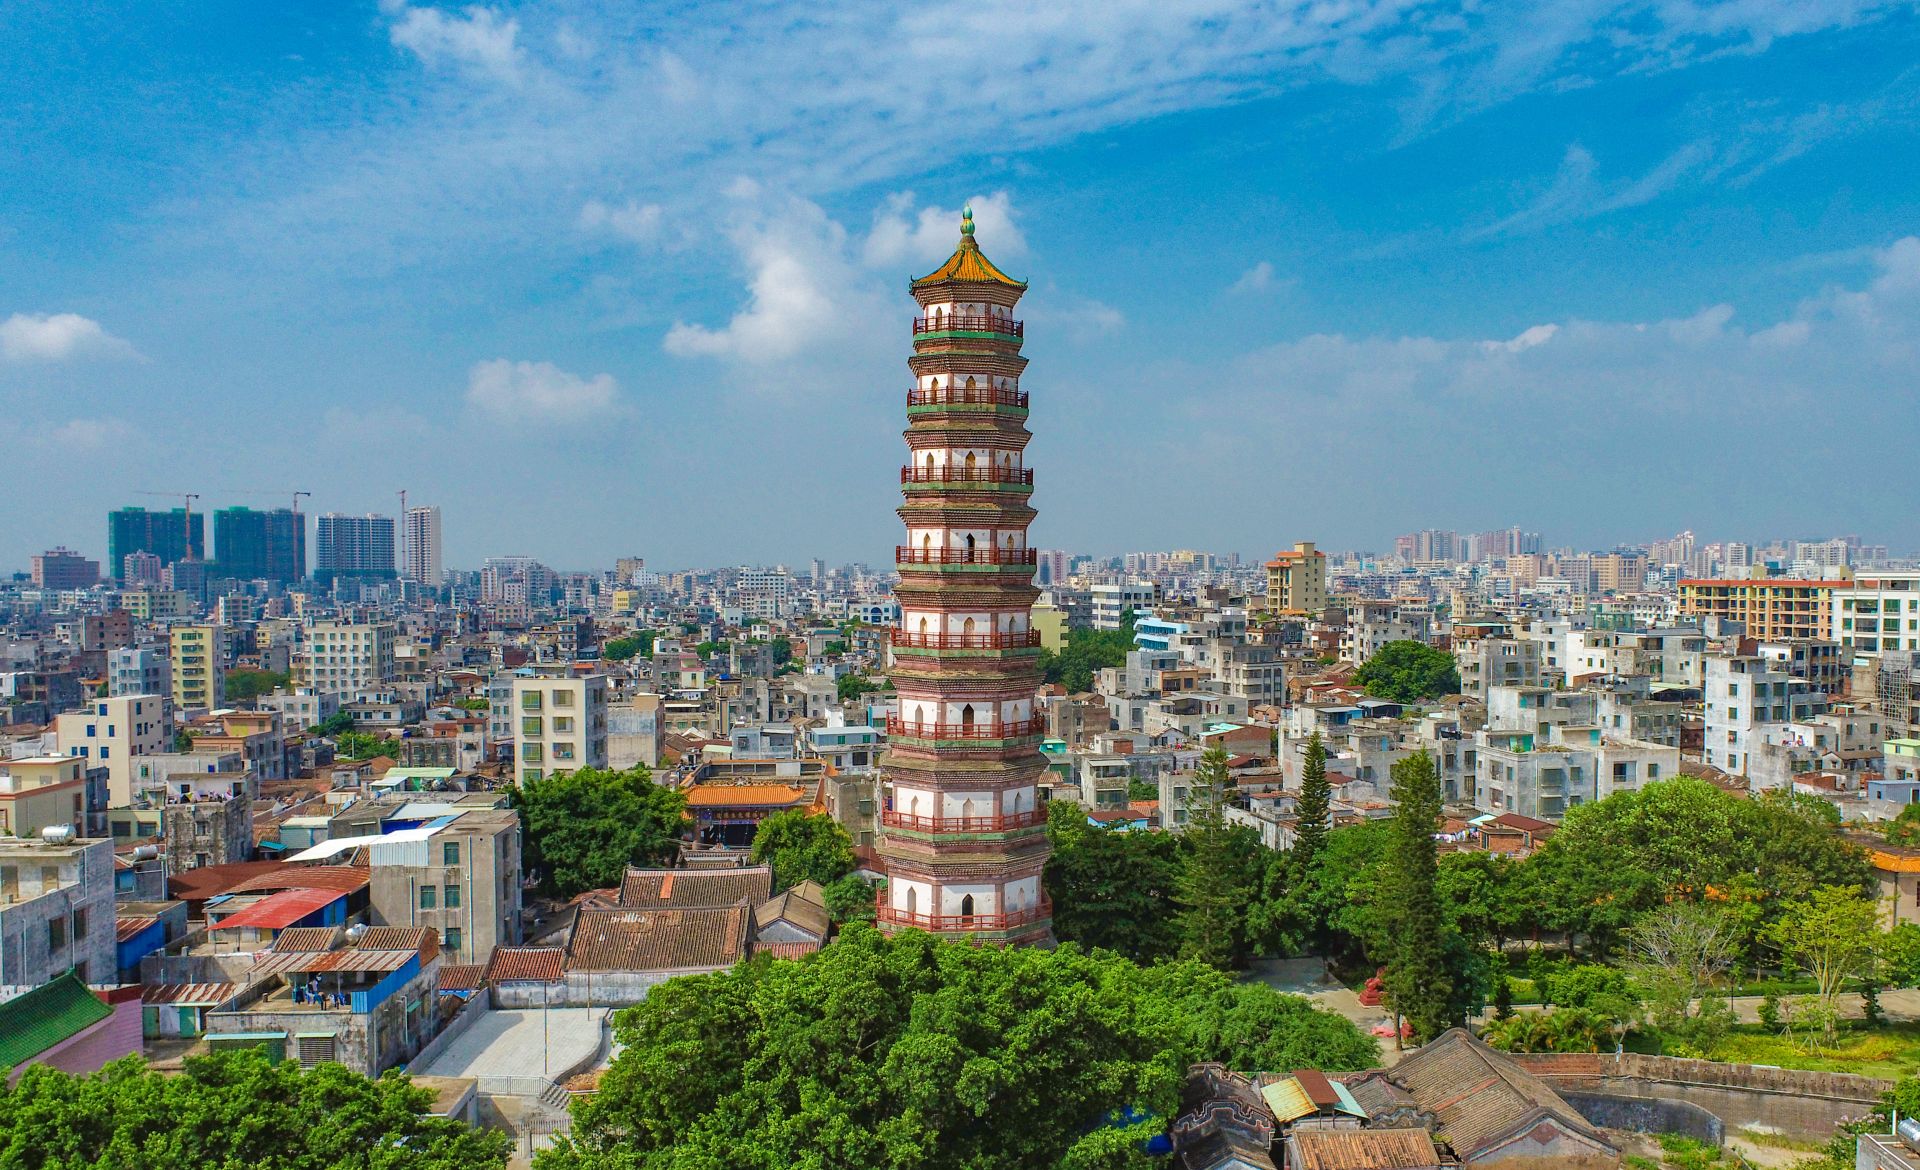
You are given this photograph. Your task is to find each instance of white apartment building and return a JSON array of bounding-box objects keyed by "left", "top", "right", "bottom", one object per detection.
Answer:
[
  {"left": 511, "top": 674, "right": 609, "bottom": 785},
  {"left": 1091, "top": 582, "right": 1157, "bottom": 630},
  {"left": 1838, "top": 571, "right": 1920, "bottom": 655},
  {"left": 108, "top": 644, "right": 170, "bottom": 699},
  {"left": 1341, "top": 611, "right": 1432, "bottom": 667},
  {"left": 401, "top": 505, "right": 444, "bottom": 586},
  {"left": 1703, "top": 654, "right": 1829, "bottom": 777},
  {"left": 55, "top": 694, "right": 172, "bottom": 807},
  {"left": 302, "top": 621, "right": 397, "bottom": 695},
  {"left": 1456, "top": 637, "right": 1545, "bottom": 700}
]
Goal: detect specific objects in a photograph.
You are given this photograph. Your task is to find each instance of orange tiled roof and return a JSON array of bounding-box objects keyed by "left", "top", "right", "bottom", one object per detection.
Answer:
[
  {"left": 911, "top": 215, "right": 1025, "bottom": 290},
  {"left": 682, "top": 784, "right": 812, "bottom": 808}
]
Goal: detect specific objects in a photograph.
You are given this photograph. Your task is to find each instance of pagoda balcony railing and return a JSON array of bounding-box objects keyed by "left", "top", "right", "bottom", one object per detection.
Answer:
[
  {"left": 913, "top": 315, "right": 1023, "bottom": 337},
  {"left": 907, "top": 385, "right": 1027, "bottom": 408},
  {"left": 900, "top": 466, "right": 1034, "bottom": 486},
  {"left": 891, "top": 629, "right": 1042, "bottom": 650},
  {"left": 885, "top": 715, "right": 1046, "bottom": 740},
  {"left": 876, "top": 896, "right": 1051, "bottom": 933},
  {"left": 880, "top": 808, "right": 1049, "bottom": 833},
  {"left": 895, "top": 546, "right": 1037, "bottom": 566}
]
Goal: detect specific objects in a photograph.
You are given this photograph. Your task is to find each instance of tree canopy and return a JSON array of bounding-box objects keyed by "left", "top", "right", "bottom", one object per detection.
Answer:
[
  {"left": 543, "top": 927, "right": 1374, "bottom": 1170},
  {"left": 223, "top": 668, "right": 289, "bottom": 704},
  {"left": 511, "top": 764, "right": 687, "bottom": 897},
  {"left": 334, "top": 731, "right": 392, "bottom": 761},
  {"left": 1036, "top": 615, "right": 1137, "bottom": 695},
  {"left": 0, "top": 1049, "right": 510, "bottom": 1170},
  {"left": 1350, "top": 641, "right": 1460, "bottom": 703},
  {"left": 602, "top": 631, "right": 655, "bottom": 661},
  {"left": 749, "top": 810, "right": 856, "bottom": 891}
]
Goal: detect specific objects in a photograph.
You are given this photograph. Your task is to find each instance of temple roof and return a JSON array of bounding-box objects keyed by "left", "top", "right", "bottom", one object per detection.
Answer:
[{"left": 911, "top": 206, "right": 1027, "bottom": 290}]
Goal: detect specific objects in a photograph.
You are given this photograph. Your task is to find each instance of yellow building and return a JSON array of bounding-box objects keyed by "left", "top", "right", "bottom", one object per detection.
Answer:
[
  {"left": 0, "top": 756, "right": 87, "bottom": 838},
  {"left": 170, "top": 625, "right": 225, "bottom": 712},
  {"left": 1031, "top": 600, "right": 1068, "bottom": 652},
  {"left": 1265, "top": 542, "right": 1327, "bottom": 616},
  {"left": 1677, "top": 578, "right": 1843, "bottom": 641}
]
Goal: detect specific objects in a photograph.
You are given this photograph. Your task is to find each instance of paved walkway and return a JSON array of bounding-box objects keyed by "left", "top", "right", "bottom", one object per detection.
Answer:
[{"left": 418, "top": 1007, "right": 609, "bottom": 1085}]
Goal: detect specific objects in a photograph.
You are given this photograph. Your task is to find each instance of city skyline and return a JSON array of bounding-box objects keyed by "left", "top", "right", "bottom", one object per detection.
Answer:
[{"left": 6, "top": 4, "right": 1920, "bottom": 567}]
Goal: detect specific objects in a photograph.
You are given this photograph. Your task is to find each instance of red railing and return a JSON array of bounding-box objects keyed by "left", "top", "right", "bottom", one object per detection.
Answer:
[
  {"left": 895, "top": 546, "right": 1037, "bottom": 566},
  {"left": 913, "top": 315, "right": 1023, "bottom": 337},
  {"left": 876, "top": 897, "right": 1052, "bottom": 933},
  {"left": 907, "top": 386, "right": 1027, "bottom": 408},
  {"left": 886, "top": 715, "right": 1046, "bottom": 739},
  {"left": 881, "top": 808, "right": 1048, "bottom": 833},
  {"left": 901, "top": 466, "right": 1033, "bottom": 486},
  {"left": 891, "top": 629, "right": 1041, "bottom": 650}
]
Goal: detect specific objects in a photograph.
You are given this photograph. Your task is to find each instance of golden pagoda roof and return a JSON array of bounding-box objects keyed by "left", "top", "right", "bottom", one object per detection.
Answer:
[{"left": 911, "top": 205, "right": 1027, "bottom": 290}]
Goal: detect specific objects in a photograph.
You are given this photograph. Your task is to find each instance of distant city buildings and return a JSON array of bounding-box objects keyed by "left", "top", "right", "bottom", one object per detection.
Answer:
[
  {"left": 213, "top": 506, "right": 306, "bottom": 583},
  {"left": 315, "top": 512, "right": 396, "bottom": 581},
  {"left": 107, "top": 506, "right": 202, "bottom": 572},
  {"left": 401, "top": 505, "right": 443, "bottom": 586},
  {"left": 30, "top": 547, "right": 99, "bottom": 590}
]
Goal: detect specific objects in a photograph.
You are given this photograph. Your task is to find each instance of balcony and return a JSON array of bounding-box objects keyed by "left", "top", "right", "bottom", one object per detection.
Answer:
[
  {"left": 890, "top": 629, "right": 1041, "bottom": 650},
  {"left": 895, "top": 546, "right": 1037, "bottom": 566},
  {"left": 901, "top": 466, "right": 1033, "bottom": 486},
  {"left": 881, "top": 808, "right": 1048, "bottom": 833},
  {"left": 912, "top": 314, "right": 1023, "bottom": 338},
  {"left": 907, "top": 385, "right": 1027, "bottom": 409},
  {"left": 885, "top": 715, "right": 1046, "bottom": 740},
  {"left": 876, "top": 896, "right": 1051, "bottom": 934}
]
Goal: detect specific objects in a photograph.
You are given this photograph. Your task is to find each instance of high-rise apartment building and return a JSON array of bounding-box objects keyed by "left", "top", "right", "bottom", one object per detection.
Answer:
[
  {"left": 510, "top": 674, "right": 609, "bottom": 786},
  {"left": 1264, "top": 541, "right": 1328, "bottom": 616},
  {"left": 876, "top": 208, "right": 1050, "bottom": 945},
  {"left": 401, "top": 505, "right": 443, "bottom": 585},
  {"left": 314, "top": 513, "right": 396, "bottom": 581},
  {"left": 108, "top": 507, "right": 203, "bottom": 572},
  {"left": 213, "top": 506, "right": 307, "bottom": 583},
  {"left": 1838, "top": 571, "right": 1920, "bottom": 656},
  {"left": 1678, "top": 577, "right": 1842, "bottom": 641},
  {"left": 301, "top": 621, "right": 398, "bottom": 695},
  {"left": 169, "top": 625, "right": 224, "bottom": 711},
  {"left": 109, "top": 645, "right": 171, "bottom": 699},
  {"left": 31, "top": 547, "right": 100, "bottom": 589},
  {"left": 56, "top": 694, "right": 172, "bottom": 807}
]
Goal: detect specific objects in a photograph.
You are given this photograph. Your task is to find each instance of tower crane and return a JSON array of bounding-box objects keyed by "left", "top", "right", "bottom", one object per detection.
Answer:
[{"left": 132, "top": 490, "right": 202, "bottom": 558}]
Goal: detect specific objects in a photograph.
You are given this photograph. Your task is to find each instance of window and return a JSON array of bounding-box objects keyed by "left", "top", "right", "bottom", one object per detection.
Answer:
[
  {"left": 554, "top": 690, "right": 575, "bottom": 707},
  {"left": 444, "top": 927, "right": 462, "bottom": 952},
  {"left": 445, "top": 884, "right": 460, "bottom": 908},
  {"left": 73, "top": 907, "right": 87, "bottom": 938},
  {"left": 443, "top": 841, "right": 460, "bottom": 866},
  {"left": 49, "top": 916, "right": 67, "bottom": 949},
  {"left": 520, "top": 691, "right": 542, "bottom": 711},
  {"left": 523, "top": 768, "right": 543, "bottom": 782},
  {"left": 521, "top": 743, "right": 543, "bottom": 763},
  {"left": 420, "top": 887, "right": 437, "bottom": 909},
  {"left": 521, "top": 716, "right": 543, "bottom": 737}
]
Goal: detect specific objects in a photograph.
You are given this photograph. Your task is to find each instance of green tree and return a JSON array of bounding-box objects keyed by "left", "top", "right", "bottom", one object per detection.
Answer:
[
  {"left": 310, "top": 710, "right": 355, "bottom": 738},
  {"left": 602, "top": 631, "right": 656, "bottom": 661},
  {"left": 822, "top": 874, "right": 880, "bottom": 924},
  {"left": 1889, "top": 802, "right": 1920, "bottom": 847},
  {"left": 1292, "top": 730, "right": 1331, "bottom": 879},
  {"left": 1044, "top": 801, "right": 1183, "bottom": 963},
  {"left": 823, "top": 639, "right": 850, "bottom": 656},
  {"left": 1035, "top": 616, "right": 1137, "bottom": 695},
  {"left": 695, "top": 640, "right": 731, "bottom": 659},
  {"left": 770, "top": 636, "right": 793, "bottom": 666},
  {"left": 334, "top": 731, "right": 391, "bottom": 760},
  {"left": 171, "top": 729, "right": 194, "bottom": 753},
  {"left": 1626, "top": 902, "right": 1737, "bottom": 1047},
  {"left": 750, "top": 810, "right": 856, "bottom": 891},
  {"left": 1350, "top": 641, "right": 1460, "bottom": 703},
  {"left": 454, "top": 696, "right": 490, "bottom": 711},
  {"left": 0, "top": 1048, "right": 510, "bottom": 1169},
  {"left": 1174, "top": 744, "right": 1251, "bottom": 969},
  {"left": 544, "top": 927, "right": 1372, "bottom": 1170},
  {"left": 511, "top": 765, "right": 686, "bottom": 898},
  {"left": 1381, "top": 751, "right": 1453, "bottom": 1043},
  {"left": 1435, "top": 850, "right": 1520, "bottom": 951},
  {"left": 223, "top": 668, "right": 290, "bottom": 704},
  {"left": 1765, "top": 884, "right": 1881, "bottom": 1042},
  {"left": 837, "top": 673, "right": 880, "bottom": 703}
]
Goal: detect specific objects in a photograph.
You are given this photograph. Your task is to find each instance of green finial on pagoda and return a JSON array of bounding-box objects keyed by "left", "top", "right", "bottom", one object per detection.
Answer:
[{"left": 961, "top": 204, "right": 975, "bottom": 238}]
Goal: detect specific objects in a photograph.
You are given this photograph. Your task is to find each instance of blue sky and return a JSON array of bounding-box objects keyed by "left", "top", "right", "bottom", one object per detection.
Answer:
[{"left": 4, "top": 1, "right": 1919, "bottom": 571}]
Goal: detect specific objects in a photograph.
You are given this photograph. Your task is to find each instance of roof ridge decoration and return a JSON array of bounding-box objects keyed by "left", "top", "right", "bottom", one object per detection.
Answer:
[{"left": 910, "top": 204, "right": 1028, "bottom": 291}]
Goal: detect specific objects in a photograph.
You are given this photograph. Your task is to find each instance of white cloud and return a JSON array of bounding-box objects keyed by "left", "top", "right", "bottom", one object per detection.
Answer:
[
  {"left": 465, "top": 358, "right": 621, "bottom": 424},
  {"left": 385, "top": 3, "right": 522, "bottom": 84},
  {"left": 579, "top": 199, "right": 664, "bottom": 244},
  {"left": 43, "top": 417, "right": 136, "bottom": 452},
  {"left": 862, "top": 192, "right": 1025, "bottom": 269},
  {"left": 0, "top": 312, "right": 136, "bottom": 362},
  {"left": 1481, "top": 322, "right": 1558, "bottom": 353},
  {"left": 1230, "top": 261, "right": 1277, "bottom": 294}
]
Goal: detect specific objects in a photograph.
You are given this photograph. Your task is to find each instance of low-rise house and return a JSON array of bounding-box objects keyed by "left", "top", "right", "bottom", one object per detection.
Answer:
[{"left": 0, "top": 834, "right": 117, "bottom": 987}]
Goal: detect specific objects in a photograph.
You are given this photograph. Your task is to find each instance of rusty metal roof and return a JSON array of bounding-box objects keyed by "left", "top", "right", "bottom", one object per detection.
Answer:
[
  {"left": 250, "top": 948, "right": 417, "bottom": 976},
  {"left": 142, "top": 982, "right": 239, "bottom": 1007}
]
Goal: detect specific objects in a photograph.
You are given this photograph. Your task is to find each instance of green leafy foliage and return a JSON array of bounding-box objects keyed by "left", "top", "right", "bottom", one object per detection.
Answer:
[
  {"left": 454, "top": 696, "right": 489, "bottom": 711},
  {"left": 837, "top": 673, "right": 879, "bottom": 703},
  {"left": 1350, "top": 640, "right": 1460, "bottom": 703},
  {"left": 0, "top": 1049, "right": 511, "bottom": 1170},
  {"left": 1036, "top": 614, "right": 1137, "bottom": 694},
  {"left": 749, "top": 810, "right": 856, "bottom": 891},
  {"left": 602, "top": 631, "right": 656, "bottom": 661},
  {"left": 1292, "top": 731, "right": 1331, "bottom": 878},
  {"left": 543, "top": 927, "right": 1373, "bottom": 1170},
  {"left": 695, "top": 640, "right": 730, "bottom": 659},
  {"left": 309, "top": 710, "right": 355, "bottom": 738},
  {"left": 1888, "top": 802, "right": 1920, "bottom": 847},
  {"left": 334, "top": 731, "right": 391, "bottom": 760},
  {"left": 223, "top": 668, "right": 289, "bottom": 704},
  {"left": 1381, "top": 752, "right": 1455, "bottom": 1042},
  {"left": 822, "top": 874, "right": 879, "bottom": 924},
  {"left": 511, "top": 765, "right": 686, "bottom": 897},
  {"left": 171, "top": 730, "right": 194, "bottom": 753},
  {"left": 1044, "top": 802, "right": 1184, "bottom": 963},
  {"left": 1174, "top": 745, "right": 1251, "bottom": 968},
  {"left": 769, "top": 636, "right": 793, "bottom": 666}
]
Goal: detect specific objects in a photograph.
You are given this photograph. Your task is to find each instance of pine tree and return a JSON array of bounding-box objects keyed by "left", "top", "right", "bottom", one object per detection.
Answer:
[
  {"left": 1175, "top": 743, "right": 1248, "bottom": 969},
  {"left": 1382, "top": 750, "right": 1453, "bottom": 1045},
  {"left": 1293, "top": 730, "right": 1331, "bottom": 876}
]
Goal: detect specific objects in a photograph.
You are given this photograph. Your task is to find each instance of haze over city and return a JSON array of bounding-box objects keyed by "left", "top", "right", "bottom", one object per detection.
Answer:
[{"left": 7, "top": 2, "right": 1920, "bottom": 568}]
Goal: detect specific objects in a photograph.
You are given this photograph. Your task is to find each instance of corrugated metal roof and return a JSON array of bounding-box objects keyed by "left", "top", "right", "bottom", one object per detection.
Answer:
[
  {"left": 269, "top": 926, "right": 343, "bottom": 953},
  {"left": 209, "top": 887, "right": 344, "bottom": 932},
  {"left": 142, "top": 982, "right": 238, "bottom": 1007},
  {"left": 116, "top": 915, "right": 161, "bottom": 943},
  {"left": 224, "top": 866, "right": 370, "bottom": 896},
  {"left": 1261, "top": 1077, "right": 1315, "bottom": 1124},
  {"left": 0, "top": 972, "right": 112, "bottom": 1068},
  {"left": 250, "top": 948, "right": 416, "bottom": 976}
]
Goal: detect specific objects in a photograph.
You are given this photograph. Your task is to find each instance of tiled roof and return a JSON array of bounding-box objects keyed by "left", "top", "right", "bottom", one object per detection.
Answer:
[
  {"left": 437, "top": 964, "right": 488, "bottom": 993},
  {"left": 357, "top": 926, "right": 440, "bottom": 962},
  {"left": 486, "top": 946, "right": 565, "bottom": 983},
  {"left": 753, "top": 882, "right": 830, "bottom": 941},
  {"left": 1287, "top": 1130, "right": 1442, "bottom": 1170},
  {"left": 911, "top": 234, "right": 1026, "bottom": 290},
  {"left": 223, "top": 865, "right": 370, "bottom": 896},
  {"left": 270, "top": 926, "right": 343, "bottom": 953},
  {"left": 755, "top": 940, "right": 822, "bottom": 959},
  {"left": 0, "top": 971, "right": 112, "bottom": 1069},
  {"left": 619, "top": 865, "right": 772, "bottom": 909},
  {"left": 681, "top": 784, "right": 812, "bottom": 808},
  {"left": 141, "top": 982, "right": 238, "bottom": 1007},
  {"left": 566, "top": 904, "right": 749, "bottom": 972},
  {"left": 116, "top": 915, "right": 160, "bottom": 943}
]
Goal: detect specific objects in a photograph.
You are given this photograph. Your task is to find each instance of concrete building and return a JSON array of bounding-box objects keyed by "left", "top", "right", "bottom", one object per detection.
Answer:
[
  {"left": 212, "top": 506, "right": 306, "bottom": 584},
  {"left": 1456, "top": 637, "right": 1545, "bottom": 700},
  {"left": 170, "top": 625, "right": 224, "bottom": 712},
  {"left": 1264, "top": 541, "right": 1327, "bottom": 615},
  {"left": 1091, "top": 582, "right": 1156, "bottom": 630},
  {"left": 1678, "top": 577, "right": 1842, "bottom": 641},
  {"left": 365, "top": 808, "right": 522, "bottom": 965},
  {"left": 30, "top": 547, "right": 99, "bottom": 590},
  {"left": 301, "top": 621, "right": 397, "bottom": 695},
  {"left": 314, "top": 513, "right": 396, "bottom": 581},
  {"left": 400, "top": 505, "right": 444, "bottom": 586},
  {"left": 511, "top": 674, "right": 609, "bottom": 785},
  {"left": 0, "top": 835, "right": 117, "bottom": 988},
  {"left": 0, "top": 757, "right": 89, "bottom": 839},
  {"left": 108, "top": 644, "right": 170, "bottom": 699},
  {"left": 1839, "top": 570, "right": 1920, "bottom": 656},
  {"left": 108, "top": 506, "right": 202, "bottom": 571},
  {"left": 56, "top": 694, "right": 172, "bottom": 807},
  {"left": 1703, "top": 654, "right": 1829, "bottom": 777}
]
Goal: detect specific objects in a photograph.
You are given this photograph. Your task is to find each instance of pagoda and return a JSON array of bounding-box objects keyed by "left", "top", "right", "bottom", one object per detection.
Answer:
[{"left": 875, "top": 206, "right": 1051, "bottom": 944}]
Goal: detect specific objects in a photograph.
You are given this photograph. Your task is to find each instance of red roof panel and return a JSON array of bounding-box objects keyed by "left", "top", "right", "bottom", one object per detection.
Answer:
[{"left": 208, "top": 887, "right": 344, "bottom": 931}]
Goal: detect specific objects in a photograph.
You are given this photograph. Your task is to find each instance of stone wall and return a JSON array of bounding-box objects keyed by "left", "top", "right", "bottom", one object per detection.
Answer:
[
  {"left": 1562, "top": 1091, "right": 1725, "bottom": 1146},
  {"left": 1511, "top": 1052, "right": 1889, "bottom": 1141},
  {"left": 493, "top": 968, "right": 713, "bottom": 1009}
]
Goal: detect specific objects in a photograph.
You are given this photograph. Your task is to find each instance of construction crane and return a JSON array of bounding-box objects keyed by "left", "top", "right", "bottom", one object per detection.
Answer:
[
  {"left": 133, "top": 490, "right": 202, "bottom": 557},
  {"left": 229, "top": 489, "right": 312, "bottom": 513}
]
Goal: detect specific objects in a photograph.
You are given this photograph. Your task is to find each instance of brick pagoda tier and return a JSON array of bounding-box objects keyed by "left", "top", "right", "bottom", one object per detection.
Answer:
[{"left": 875, "top": 206, "right": 1050, "bottom": 944}]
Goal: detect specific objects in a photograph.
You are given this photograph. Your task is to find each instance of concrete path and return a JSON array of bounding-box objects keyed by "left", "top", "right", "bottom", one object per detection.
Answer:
[{"left": 418, "top": 1007, "right": 608, "bottom": 1084}]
